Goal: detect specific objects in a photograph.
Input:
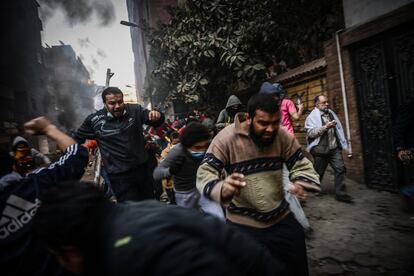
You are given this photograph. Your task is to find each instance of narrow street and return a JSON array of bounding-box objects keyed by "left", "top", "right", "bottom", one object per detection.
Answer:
[
  {"left": 306, "top": 170, "right": 414, "bottom": 275},
  {"left": 3, "top": 1, "right": 414, "bottom": 275}
]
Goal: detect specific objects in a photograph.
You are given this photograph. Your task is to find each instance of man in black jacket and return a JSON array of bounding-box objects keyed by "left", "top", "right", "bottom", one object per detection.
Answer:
[
  {"left": 74, "top": 87, "right": 165, "bottom": 201},
  {"left": 0, "top": 117, "right": 89, "bottom": 276}
]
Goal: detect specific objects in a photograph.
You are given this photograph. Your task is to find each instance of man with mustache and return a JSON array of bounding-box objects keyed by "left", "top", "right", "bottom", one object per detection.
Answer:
[
  {"left": 74, "top": 87, "right": 164, "bottom": 202},
  {"left": 197, "top": 93, "right": 320, "bottom": 275},
  {"left": 305, "top": 95, "right": 353, "bottom": 203}
]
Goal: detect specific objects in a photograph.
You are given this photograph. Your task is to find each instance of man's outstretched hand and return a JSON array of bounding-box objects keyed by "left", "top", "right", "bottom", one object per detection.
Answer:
[
  {"left": 221, "top": 173, "right": 246, "bottom": 203},
  {"left": 24, "top": 117, "right": 76, "bottom": 151},
  {"left": 289, "top": 183, "right": 307, "bottom": 202}
]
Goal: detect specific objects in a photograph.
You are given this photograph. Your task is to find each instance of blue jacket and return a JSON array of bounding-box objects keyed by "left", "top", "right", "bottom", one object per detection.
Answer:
[{"left": 0, "top": 144, "right": 88, "bottom": 276}]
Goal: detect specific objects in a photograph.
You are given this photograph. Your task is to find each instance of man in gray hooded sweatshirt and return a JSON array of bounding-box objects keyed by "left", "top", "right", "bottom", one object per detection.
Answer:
[
  {"left": 11, "top": 136, "right": 51, "bottom": 166},
  {"left": 216, "top": 95, "right": 242, "bottom": 131}
]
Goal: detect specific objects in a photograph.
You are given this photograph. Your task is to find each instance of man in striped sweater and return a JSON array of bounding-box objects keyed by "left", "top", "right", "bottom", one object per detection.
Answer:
[{"left": 197, "top": 93, "right": 320, "bottom": 276}]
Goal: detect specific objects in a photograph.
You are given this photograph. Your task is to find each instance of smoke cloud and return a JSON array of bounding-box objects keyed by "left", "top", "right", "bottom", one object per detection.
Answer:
[
  {"left": 78, "top": 37, "right": 91, "bottom": 48},
  {"left": 44, "top": 47, "right": 96, "bottom": 132},
  {"left": 91, "top": 55, "right": 99, "bottom": 68},
  {"left": 97, "top": 48, "right": 107, "bottom": 59},
  {"left": 39, "top": 0, "right": 115, "bottom": 26}
]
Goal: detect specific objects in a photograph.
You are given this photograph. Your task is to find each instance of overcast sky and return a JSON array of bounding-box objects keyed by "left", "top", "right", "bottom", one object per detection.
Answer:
[{"left": 42, "top": 0, "right": 135, "bottom": 88}]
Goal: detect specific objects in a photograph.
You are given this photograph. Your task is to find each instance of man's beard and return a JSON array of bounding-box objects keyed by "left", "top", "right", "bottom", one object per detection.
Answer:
[
  {"left": 249, "top": 124, "right": 275, "bottom": 151},
  {"left": 110, "top": 108, "right": 125, "bottom": 118}
]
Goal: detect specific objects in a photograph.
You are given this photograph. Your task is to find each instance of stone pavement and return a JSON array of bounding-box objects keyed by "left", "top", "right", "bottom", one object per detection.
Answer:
[{"left": 304, "top": 170, "right": 414, "bottom": 275}]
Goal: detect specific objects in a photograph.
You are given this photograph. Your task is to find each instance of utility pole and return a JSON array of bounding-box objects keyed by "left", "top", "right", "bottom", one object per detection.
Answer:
[{"left": 106, "top": 68, "right": 114, "bottom": 87}]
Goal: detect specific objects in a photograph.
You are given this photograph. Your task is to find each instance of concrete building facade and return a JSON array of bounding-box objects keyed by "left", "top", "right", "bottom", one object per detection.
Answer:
[
  {"left": 126, "top": 0, "right": 177, "bottom": 107},
  {"left": 0, "top": 0, "right": 47, "bottom": 150}
]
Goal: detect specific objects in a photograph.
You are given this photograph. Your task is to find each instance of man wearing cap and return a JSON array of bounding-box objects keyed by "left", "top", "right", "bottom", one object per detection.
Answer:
[
  {"left": 259, "top": 82, "right": 304, "bottom": 135},
  {"left": 259, "top": 82, "right": 312, "bottom": 231}
]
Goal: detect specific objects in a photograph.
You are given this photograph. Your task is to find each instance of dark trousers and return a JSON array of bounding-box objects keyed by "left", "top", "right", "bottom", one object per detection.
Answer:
[
  {"left": 108, "top": 163, "right": 154, "bottom": 202},
  {"left": 313, "top": 148, "right": 346, "bottom": 196},
  {"left": 228, "top": 213, "right": 308, "bottom": 276},
  {"left": 101, "top": 167, "right": 115, "bottom": 199}
]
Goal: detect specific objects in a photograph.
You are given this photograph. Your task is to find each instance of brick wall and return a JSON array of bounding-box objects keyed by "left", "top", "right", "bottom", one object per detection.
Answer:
[
  {"left": 324, "top": 38, "right": 365, "bottom": 183},
  {"left": 284, "top": 77, "right": 327, "bottom": 145}
]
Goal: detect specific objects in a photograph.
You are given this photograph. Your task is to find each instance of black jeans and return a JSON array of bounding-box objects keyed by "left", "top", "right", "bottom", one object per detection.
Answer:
[
  {"left": 108, "top": 163, "right": 154, "bottom": 202},
  {"left": 228, "top": 213, "right": 308, "bottom": 276},
  {"left": 312, "top": 148, "right": 346, "bottom": 196}
]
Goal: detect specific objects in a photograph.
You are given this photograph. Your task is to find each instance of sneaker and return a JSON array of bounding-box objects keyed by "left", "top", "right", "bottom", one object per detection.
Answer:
[{"left": 335, "top": 194, "right": 354, "bottom": 203}]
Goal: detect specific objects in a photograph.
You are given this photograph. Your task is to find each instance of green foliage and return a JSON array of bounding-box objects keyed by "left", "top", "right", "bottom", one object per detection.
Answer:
[{"left": 147, "top": 0, "right": 343, "bottom": 106}]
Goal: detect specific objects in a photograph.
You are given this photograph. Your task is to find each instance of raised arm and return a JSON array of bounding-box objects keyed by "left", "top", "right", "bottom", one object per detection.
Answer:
[
  {"left": 289, "top": 101, "right": 303, "bottom": 121},
  {"left": 24, "top": 117, "right": 88, "bottom": 190},
  {"left": 24, "top": 117, "right": 76, "bottom": 150},
  {"left": 141, "top": 106, "right": 165, "bottom": 127}
]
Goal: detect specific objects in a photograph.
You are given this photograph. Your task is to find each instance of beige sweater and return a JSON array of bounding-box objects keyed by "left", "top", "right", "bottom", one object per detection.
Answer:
[{"left": 197, "top": 113, "right": 320, "bottom": 228}]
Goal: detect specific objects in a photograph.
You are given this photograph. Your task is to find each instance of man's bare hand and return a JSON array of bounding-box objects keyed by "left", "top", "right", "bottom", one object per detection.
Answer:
[
  {"left": 24, "top": 117, "right": 75, "bottom": 151},
  {"left": 290, "top": 182, "right": 308, "bottom": 202},
  {"left": 148, "top": 111, "right": 161, "bottom": 121},
  {"left": 221, "top": 173, "right": 246, "bottom": 202},
  {"left": 398, "top": 150, "right": 413, "bottom": 164},
  {"left": 325, "top": 120, "right": 336, "bottom": 129},
  {"left": 24, "top": 117, "right": 55, "bottom": 136}
]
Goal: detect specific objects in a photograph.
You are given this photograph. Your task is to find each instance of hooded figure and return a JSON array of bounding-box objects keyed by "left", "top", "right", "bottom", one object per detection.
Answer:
[
  {"left": 11, "top": 136, "right": 51, "bottom": 167},
  {"left": 216, "top": 95, "right": 242, "bottom": 130}
]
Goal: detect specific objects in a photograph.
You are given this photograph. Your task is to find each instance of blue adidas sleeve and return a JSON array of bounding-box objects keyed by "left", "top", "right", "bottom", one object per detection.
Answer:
[{"left": 29, "top": 144, "right": 89, "bottom": 193}]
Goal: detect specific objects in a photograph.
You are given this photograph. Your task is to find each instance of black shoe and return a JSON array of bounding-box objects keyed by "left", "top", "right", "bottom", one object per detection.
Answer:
[{"left": 335, "top": 194, "right": 354, "bottom": 203}]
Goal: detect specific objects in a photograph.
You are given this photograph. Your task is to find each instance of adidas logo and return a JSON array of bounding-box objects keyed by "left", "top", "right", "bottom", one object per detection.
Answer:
[{"left": 0, "top": 195, "right": 41, "bottom": 239}]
